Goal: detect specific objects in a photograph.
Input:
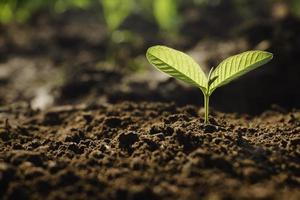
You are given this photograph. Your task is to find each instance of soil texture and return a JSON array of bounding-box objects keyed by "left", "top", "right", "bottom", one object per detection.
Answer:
[{"left": 0, "top": 102, "right": 299, "bottom": 200}]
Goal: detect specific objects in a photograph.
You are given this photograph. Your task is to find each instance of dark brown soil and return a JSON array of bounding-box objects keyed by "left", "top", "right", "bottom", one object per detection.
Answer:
[{"left": 0, "top": 102, "right": 299, "bottom": 200}]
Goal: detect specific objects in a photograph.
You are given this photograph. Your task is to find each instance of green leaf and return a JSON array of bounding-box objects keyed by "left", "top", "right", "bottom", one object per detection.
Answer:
[
  {"left": 146, "top": 45, "right": 207, "bottom": 92},
  {"left": 209, "top": 50, "right": 273, "bottom": 95},
  {"left": 153, "top": 0, "right": 179, "bottom": 31},
  {"left": 100, "top": 0, "right": 134, "bottom": 31}
]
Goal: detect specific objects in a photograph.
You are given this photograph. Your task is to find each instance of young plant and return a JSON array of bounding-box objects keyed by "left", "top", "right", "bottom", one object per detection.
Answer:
[{"left": 146, "top": 45, "right": 273, "bottom": 124}]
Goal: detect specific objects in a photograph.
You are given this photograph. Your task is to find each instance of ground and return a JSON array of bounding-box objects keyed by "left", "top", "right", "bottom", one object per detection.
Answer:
[{"left": 0, "top": 102, "right": 299, "bottom": 200}]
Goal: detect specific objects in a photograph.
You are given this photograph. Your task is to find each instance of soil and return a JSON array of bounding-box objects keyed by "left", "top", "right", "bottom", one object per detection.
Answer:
[{"left": 0, "top": 102, "right": 299, "bottom": 200}]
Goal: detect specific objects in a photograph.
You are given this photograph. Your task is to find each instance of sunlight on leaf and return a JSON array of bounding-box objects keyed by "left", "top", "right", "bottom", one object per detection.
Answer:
[
  {"left": 146, "top": 45, "right": 207, "bottom": 92},
  {"left": 209, "top": 51, "right": 273, "bottom": 94},
  {"left": 146, "top": 45, "right": 273, "bottom": 123}
]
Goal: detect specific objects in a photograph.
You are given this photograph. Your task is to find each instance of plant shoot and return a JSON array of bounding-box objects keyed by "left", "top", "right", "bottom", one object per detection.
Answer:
[{"left": 146, "top": 45, "right": 273, "bottom": 124}]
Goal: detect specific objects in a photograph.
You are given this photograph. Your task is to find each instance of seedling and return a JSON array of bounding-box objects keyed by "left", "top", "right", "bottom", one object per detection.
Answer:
[{"left": 146, "top": 45, "right": 273, "bottom": 124}]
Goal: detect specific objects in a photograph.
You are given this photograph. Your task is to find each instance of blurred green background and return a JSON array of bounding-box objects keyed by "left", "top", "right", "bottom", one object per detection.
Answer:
[
  {"left": 1, "top": 0, "right": 299, "bottom": 33},
  {"left": 1, "top": 0, "right": 299, "bottom": 68},
  {"left": 1, "top": 0, "right": 300, "bottom": 113}
]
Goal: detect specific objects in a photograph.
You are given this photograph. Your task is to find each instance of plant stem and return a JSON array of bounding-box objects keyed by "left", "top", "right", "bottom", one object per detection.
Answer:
[
  {"left": 205, "top": 67, "right": 214, "bottom": 124},
  {"left": 204, "top": 94, "right": 209, "bottom": 124}
]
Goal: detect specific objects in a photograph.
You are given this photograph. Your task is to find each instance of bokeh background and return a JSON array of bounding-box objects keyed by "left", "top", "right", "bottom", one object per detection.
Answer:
[{"left": 0, "top": 0, "right": 300, "bottom": 114}]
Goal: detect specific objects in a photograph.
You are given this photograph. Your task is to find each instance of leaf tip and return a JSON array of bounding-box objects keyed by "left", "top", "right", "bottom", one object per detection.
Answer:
[
  {"left": 263, "top": 51, "right": 273, "bottom": 65},
  {"left": 268, "top": 52, "right": 273, "bottom": 60},
  {"left": 264, "top": 51, "right": 273, "bottom": 58},
  {"left": 146, "top": 45, "right": 160, "bottom": 57},
  {"left": 146, "top": 46, "right": 157, "bottom": 61}
]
